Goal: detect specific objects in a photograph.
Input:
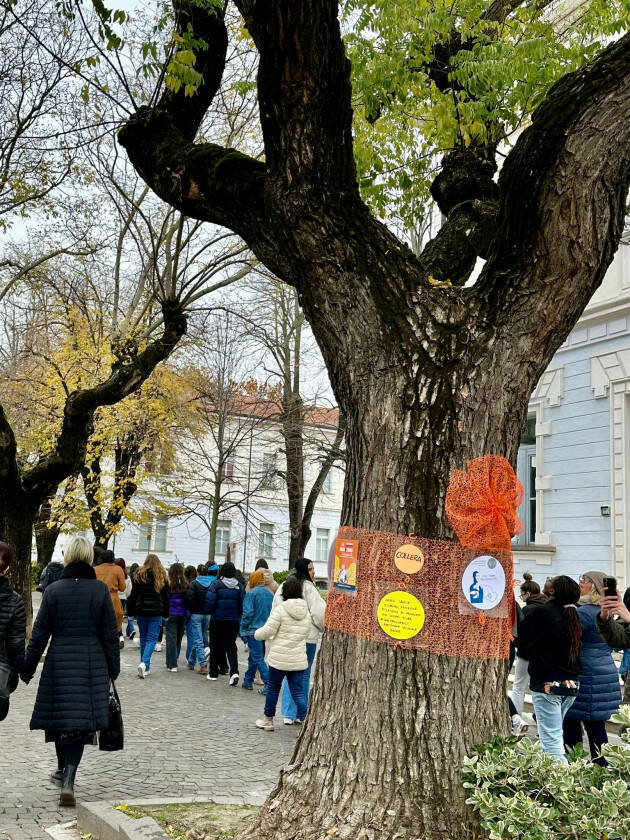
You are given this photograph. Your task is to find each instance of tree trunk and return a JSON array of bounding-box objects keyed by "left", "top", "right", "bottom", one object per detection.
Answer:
[
  {"left": 245, "top": 344, "right": 526, "bottom": 840},
  {"left": 34, "top": 501, "right": 61, "bottom": 569},
  {"left": 207, "top": 474, "right": 223, "bottom": 565},
  {"left": 1, "top": 499, "right": 36, "bottom": 632}
]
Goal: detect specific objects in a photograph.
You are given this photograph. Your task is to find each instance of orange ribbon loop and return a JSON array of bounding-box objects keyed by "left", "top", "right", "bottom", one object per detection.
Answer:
[{"left": 445, "top": 455, "right": 523, "bottom": 552}]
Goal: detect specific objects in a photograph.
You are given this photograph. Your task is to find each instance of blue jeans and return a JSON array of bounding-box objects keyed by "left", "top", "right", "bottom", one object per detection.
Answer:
[
  {"left": 137, "top": 616, "right": 162, "bottom": 670},
  {"left": 265, "top": 667, "right": 307, "bottom": 720},
  {"left": 281, "top": 642, "right": 316, "bottom": 719},
  {"left": 187, "top": 614, "right": 208, "bottom": 667},
  {"left": 621, "top": 649, "right": 630, "bottom": 677},
  {"left": 243, "top": 637, "right": 269, "bottom": 687},
  {"left": 532, "top": 691, "right": 576, "bottom": 763}
]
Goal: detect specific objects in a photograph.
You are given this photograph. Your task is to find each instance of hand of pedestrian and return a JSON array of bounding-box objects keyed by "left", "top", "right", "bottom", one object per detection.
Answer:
[{"left": 601, "top": 594, "right": 630, "bottom": 622}]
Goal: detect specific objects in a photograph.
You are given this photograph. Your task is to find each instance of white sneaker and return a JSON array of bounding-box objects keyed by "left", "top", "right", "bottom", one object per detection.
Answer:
[
  {"left": 155, "top": 643, "right": 163, "bottom": 653},
  {"left": 283, "top": 718, "right": 294, "bottom": 725},
  {"left": 204, "top": 646, "right": 211, "bottom": 660},
  {"left": 229, "top": 673, "right": 239, "bottom": 686},
  {"left": 167, "top": 667, "right": 178, "bottom": 673},
  {"left": 207, "top": 675, "right": 217, "bottom": 681},
  {"left": 511, "top": 714, "right": 528, "bottom": 736},
  {"left": 134, "top": 637, "right": 140, "bottom": 647},
  {"left": 119, "top": 635, "right": 125, "bottom": 649},
  {"left": 256, "top": 716, "right": 274, "bottom": 731},
  {"left": 138, "top": 663, "right": 146, "bottom": 679}
]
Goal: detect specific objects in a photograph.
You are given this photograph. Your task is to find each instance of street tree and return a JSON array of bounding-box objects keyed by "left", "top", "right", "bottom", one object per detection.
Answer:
[
  {"left": 60, "top": 0, "right": 630, "bottom": 836},
  {"left": 246, "top": 273, "right": 345, "bottom": 567}
]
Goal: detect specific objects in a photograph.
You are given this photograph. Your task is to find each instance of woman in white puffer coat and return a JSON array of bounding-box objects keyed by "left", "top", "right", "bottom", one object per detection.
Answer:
[
  {"left": 254, "top": 576, "right": 311, "bottom": 731},
  {"left": 274, "top": 557, "right": 326, "bottom": 725}
]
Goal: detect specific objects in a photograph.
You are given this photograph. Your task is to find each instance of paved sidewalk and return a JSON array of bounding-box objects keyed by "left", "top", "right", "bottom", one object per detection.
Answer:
[{"left": 0, "top": 618, "right": 297, "bottom": 840}]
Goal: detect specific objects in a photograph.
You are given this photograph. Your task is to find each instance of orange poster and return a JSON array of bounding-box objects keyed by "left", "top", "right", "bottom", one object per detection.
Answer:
[{"left": 332, "top": 538, "right": 358, "bottom": 593}]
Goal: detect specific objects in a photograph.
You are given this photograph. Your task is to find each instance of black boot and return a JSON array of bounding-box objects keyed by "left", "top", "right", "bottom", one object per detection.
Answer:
[
  {"left": 59, "top": 765, "right": 77, "bottom": 807},
  {"left": 51, "top": 768, "right": 63, "bottom": 786}
]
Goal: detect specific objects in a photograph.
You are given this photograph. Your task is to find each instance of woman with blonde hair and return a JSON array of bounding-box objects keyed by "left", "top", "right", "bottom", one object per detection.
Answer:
[
  {"left": 21, "top": 535, "right": 119, "bottom": 806},
  {"left": 127, "top": 554, "right": 169, "bottom": 679},
  {"left": 562, "top": 571, "right": 621, "bottom": 764}
]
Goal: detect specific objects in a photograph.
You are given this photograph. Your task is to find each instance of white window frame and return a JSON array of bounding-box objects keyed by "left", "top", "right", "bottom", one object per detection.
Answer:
[
  {"left": 316, "top": 527, "right": 330, "bottom": 565},
  {"left": 261, "top": 453, "right": 278, "bottom": 489},
  {"left": 259, "top": 523, "right": 275, "bottom": 558},
  {"left": 215, "top": 519, "right": 231, "bottom": 557},
  {"left": 136, "top": 516, "right": 170, "bottom": 553},
  {"left": 322, "top": 469, "right": 333, "bottom": 494}
]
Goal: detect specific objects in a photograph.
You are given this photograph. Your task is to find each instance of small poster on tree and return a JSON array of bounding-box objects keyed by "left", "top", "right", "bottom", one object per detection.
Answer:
[{"left": 330, "top": 538, "right": 359, "bottom": 593}]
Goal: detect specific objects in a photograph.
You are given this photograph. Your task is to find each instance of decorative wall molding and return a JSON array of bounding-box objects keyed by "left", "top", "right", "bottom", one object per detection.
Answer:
[
  {"left": 532, "top": 367, "right": 564, "bottom": 407},
  {"left": 559, "top": 313, "right": 629, "bottom": 353},
  {"left": 591, "top": 350, "right": 630, "bottom": 398}
]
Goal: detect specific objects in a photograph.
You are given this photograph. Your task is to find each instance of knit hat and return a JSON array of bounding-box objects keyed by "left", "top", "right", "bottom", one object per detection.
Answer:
[
  {"left": 248, "top": 570, "right": 265, "bottom": 588},
  {"left": 582, "top": 571, "right": 606, "bottom": 595}
]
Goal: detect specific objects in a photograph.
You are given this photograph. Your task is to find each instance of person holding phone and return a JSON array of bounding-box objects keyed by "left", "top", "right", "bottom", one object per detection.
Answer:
[
  {"left": 598, "top": 583, "right": 630, "bottom": 651},
  {"left": 562, "top": 572, "right": 621, "bottom": 765},
  {"left": 517, "top": 575, "right": 582, "bottom": 763}
]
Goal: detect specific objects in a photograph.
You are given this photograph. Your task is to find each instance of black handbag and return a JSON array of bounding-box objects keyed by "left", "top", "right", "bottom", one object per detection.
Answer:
[{"left": 99, "top": 680, "right": 124, "bottom": 751}]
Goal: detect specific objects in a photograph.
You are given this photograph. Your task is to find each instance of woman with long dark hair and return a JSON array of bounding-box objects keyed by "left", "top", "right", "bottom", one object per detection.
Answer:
[
  {"left": 0, "top": 542, "right": 25, "bottom": 723},
  {"left": 165, "top": 563, "right": 188, "bottom": 672},
  {"left": 562, "top": 571, "right": 621, "bottom": 765},
  {"left": 518, "top": 575, "right": 582, "bottom": 763}
]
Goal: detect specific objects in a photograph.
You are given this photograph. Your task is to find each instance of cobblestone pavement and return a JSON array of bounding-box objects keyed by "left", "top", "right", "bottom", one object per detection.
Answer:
[{"left": 0, "top": 603, "right": 298, "bottom": 839}]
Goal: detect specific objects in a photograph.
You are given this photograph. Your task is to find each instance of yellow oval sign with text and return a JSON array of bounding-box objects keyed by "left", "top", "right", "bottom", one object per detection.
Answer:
[
  {"left": 377, "top": 591, "right": 425, "bottom": 640},
  {"left": 393, "top": 543, "right": 425, "bottom": 574}
]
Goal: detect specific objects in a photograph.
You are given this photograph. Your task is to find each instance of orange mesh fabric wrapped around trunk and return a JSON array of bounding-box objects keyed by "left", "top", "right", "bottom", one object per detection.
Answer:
[{"left": 324, "top": 456, "right": 522, "bottom": 660}]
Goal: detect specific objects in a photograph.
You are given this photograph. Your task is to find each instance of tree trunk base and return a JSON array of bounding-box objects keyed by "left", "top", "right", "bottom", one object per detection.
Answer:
[{"left": 239, "top": 630, "right": 508, "bottom": 840}]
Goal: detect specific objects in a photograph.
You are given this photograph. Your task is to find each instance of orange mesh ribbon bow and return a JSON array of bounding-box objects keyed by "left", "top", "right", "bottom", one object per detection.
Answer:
[{"left": 445, "top": 454, "right": 524, "bottom": 552}]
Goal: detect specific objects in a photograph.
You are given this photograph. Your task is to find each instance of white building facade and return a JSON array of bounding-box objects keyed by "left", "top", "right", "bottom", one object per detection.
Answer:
[{"left": 513, "top": 240, "right": 630, "bottom": 587}]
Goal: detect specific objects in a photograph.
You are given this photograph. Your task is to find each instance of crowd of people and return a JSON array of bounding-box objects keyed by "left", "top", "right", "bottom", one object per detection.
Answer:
[
  {"left": 4, "top": 537, "right": 630, "bottom": 808},
  {"left": 0, "top": 538, "right": 326, "bottom": 807},
  {"left": 510, "top": 570, "right": 630, "bottom": 765}
]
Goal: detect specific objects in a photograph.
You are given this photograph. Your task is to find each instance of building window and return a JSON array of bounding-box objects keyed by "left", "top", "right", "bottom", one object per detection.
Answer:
[
  {"left": 261, "top": 453, "right": 278, "bottom": 489},
  {"left": 137, "top": 516, "right": 169, "bottom": 552},
  {"left": 322, "top": 470, "right": 333, "bottom": 494},
  {"left": 215, "top": 519, "right": 231, "bottom": 556},
  {"left": 316, "top": 528, "right": 330, "bottom": 565},
  {"left": 259, "top": 523, "right": 274, "bottom": 558},
  {"left": 515, "top": 419, "right": 536, "bottom": 546},
  {"left": 221, "top": 461, "right": 234, "bottom": 481},
  {"left": 138, "top": 523, "right": 152, "bottom": 552},
  {"left": 154, "top": 515, "right": 168, "bottom": 552}
]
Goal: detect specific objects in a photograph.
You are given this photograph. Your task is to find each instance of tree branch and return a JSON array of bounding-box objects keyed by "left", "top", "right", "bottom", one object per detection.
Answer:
[
  {"left": 21, "top": 301, "right": 187, "bottom": 507},
  {"left": 477, "top": 30, "right": 630, "bottom": 387}
]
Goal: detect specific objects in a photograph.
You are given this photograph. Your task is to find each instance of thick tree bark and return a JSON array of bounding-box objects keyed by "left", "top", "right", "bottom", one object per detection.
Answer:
[
  {"left": 34, "top": 499, "right": 61, "bottom": 570},
  {"left": 118, "top": 2, "right": 630, "bottom": 836}
]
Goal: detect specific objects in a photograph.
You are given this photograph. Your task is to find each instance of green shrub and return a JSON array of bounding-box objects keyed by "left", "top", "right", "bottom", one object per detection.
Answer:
[{"left": 462, "top": 706, "right": 630, "bottom": 839}]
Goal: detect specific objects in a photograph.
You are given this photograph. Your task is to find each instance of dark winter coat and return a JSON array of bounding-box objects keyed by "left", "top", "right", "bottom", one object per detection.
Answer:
[
  {"left": 21, "top": 562, "right": 120, "bottom": 732},
  {"left": 127, "top": 571, "right": 169, "bottom": 618},
  {"left": 185, "top": 575, "right": 216, "bottom": 615},
  {"left": 205, "top": 578, "right": 245, "bottom": 622},
  {"left": 0, "top": 576, "right": 26, "bottom": 685},
  {"left": 565, "top": 603, "right": 621, "bottom": 722},
  {"left": 517, "top": 600, "right": 581, "bottom": 692},
  {"left": 37, "top": 561, "right": 63, "bottom": 593},
  {"left": 516, "top": 593, "right": 548, "bottom": 657}
]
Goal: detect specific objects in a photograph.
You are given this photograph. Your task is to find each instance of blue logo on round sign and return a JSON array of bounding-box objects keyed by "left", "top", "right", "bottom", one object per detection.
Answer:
[{"left": 487, "top": 556, "right": 497, "bottom": 569}]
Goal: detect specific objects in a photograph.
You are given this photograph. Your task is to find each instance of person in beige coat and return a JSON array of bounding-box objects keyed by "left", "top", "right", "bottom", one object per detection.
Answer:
[
  {"left": 254, "top": 576, "right": 310, "bottom": 731},
  {"left": 94, "top": 550, "right": 126, "bottom": 640}
]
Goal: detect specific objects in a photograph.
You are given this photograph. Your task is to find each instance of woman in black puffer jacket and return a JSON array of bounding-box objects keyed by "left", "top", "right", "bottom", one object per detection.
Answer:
[
  {"left": 0, "top": 542, "right": 26, "bottom": 722},
  {"left": 21, "top": 536, "right": 120, "bottom": 808}
]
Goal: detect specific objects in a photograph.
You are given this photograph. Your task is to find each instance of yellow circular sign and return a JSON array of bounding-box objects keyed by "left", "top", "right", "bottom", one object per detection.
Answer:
[
  {"left": 393, "top": 543, "right": 425, "bottom": 574},
  {"left": 377, "top": 591, "right": 425, "bottom": 640}
]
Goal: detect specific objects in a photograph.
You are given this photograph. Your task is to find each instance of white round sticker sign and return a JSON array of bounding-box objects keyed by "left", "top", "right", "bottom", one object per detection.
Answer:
[{"left": 461, "top": 555, "right": 505, "bottom": 611}]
